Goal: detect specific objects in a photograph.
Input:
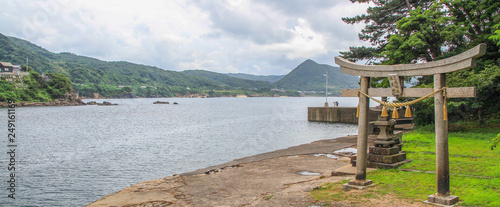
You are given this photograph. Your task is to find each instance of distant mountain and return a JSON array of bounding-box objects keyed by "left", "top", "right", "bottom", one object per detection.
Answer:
[
  {"left": 226, "top": 73, "right": 284, "bottom": 83},
  {"left": 182, "top": 70, "right": 274, "bottom": 89},
  {"left": 275, "top": 59, "right": 359, "bottom": 95}
]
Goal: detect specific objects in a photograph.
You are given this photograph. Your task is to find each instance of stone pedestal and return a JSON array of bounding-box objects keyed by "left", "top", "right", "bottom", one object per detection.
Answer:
[
  {"left": 425, "top": 194, "right": 460, "bottom": 206},
  {"left": 342, "top": 179, "right": 374, "bottom": 191},
  {"left": 373, "top": 118, "right": 396, "bottom": 148},
  {"left": 352, "top": 115, "right": 412, "bottom": 169},
  {"left": 369, "top": 116, "right": 411, "bottom": 168}
]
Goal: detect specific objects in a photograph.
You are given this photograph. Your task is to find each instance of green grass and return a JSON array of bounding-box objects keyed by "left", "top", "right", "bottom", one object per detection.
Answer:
[
  {"left": 311, "top": 123, "right": 500, "bottom": 206},
  {"left": 311, "top": 181, "right": 380, "bottom": 204}
]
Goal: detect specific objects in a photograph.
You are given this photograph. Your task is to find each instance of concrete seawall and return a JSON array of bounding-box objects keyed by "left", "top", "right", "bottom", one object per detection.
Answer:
[{"left": 307, "top": 107, "right": 380, "bottom": 124}]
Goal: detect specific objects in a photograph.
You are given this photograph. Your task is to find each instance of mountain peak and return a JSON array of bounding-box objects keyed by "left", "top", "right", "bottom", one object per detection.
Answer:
[
  {"left": 302, "top": 59, "right": 317, "bottom": 64},
  {"left": 275, "top": 59, "right": 359, "bottom": 95}
]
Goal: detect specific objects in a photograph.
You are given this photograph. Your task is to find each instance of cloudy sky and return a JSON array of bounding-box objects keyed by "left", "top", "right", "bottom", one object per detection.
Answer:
[{"left": 1, "top": 0, "right": 371, "bottom": 75}]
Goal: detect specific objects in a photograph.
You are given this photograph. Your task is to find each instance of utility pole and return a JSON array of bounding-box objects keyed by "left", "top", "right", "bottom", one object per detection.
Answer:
[{"left": 324, "top": 71, "right": 328, "bottom": 107}]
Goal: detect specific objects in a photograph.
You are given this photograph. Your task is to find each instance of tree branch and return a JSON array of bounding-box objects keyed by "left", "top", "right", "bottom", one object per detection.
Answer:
[{"left": 405, "top": 0, "right": 412, "bottom": 11}]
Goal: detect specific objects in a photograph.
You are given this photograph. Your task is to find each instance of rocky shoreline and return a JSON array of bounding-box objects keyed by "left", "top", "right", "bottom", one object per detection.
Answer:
[
  {"left": 0, "top": 99, "right": 86, "bottom": 107},
  {"left": 0, "top": 92, "right": 90, "bottom": 108}
]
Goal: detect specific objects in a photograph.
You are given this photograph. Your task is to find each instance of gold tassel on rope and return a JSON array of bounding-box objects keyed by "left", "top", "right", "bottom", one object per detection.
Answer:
[
  {"left": 405, "top": 106, "right": 412, "bottom": 117},
  {"left": 392, "top": 107, "right": 399, "bottom": 119},
  {"left": 356, "top": 90, "right": 360, "bottom": 118},
  {"left": 356, "top": 104, "right": 360, "bottom": 118},
  {"left": 443, "top": 89, "right": 448, "bottom": 121},
  {"left": 381, "top": 106, "right": 388, "bottom": 117}
]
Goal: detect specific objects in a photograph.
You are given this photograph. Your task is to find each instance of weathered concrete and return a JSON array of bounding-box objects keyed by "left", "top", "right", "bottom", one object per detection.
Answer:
[
  {"left": 87, "top": 135, "right": 359, "bottom": 207},
  {"left": 307, "top": 107, "right": 380, "bottom": 124}
]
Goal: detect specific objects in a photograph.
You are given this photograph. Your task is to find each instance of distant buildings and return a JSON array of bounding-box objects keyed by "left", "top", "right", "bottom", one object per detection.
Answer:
[{"left": 0, "top": 61, "right": 29, "bottom": 81}]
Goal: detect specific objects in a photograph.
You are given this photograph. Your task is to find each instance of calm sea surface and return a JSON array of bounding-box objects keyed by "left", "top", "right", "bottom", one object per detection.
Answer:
[{"left": 0, "top": 97, "right": 376, "bottom": 206}]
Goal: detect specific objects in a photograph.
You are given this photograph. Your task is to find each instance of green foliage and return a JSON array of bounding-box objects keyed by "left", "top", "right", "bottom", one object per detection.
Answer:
[
  {"left": 491, "top": 133, "right": 500, "bottom": 150},
  {"left": 341, "top": 0, "right": 434, "bottom": 63},
  {"left": 0, "top": 71, "right": 71, "bottom": 102},
  {"left": 447, "top": 64, "right": 500, "bottom": 122},
  {"left": 45, "top": 73, "right": 73, "bottom": 99},
  {"left": 383, "top": 4, "right": 466, "bottom": 64},
  {"left": 490, "top": 23, "right": 500, "bottom": 48}
]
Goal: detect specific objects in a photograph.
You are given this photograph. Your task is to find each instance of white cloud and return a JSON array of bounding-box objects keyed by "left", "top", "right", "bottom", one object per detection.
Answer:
[
  {"left": 1, "top": 0, "right": 372, "bottom": 75},
  {"left": 263, "top": 18, "right": 327, "bottom": 60}
]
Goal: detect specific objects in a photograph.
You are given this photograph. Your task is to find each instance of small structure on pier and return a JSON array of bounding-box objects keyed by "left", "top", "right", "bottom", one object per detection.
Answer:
[{"left": 336, "top": 43, "right": 486, "bottom": 206}]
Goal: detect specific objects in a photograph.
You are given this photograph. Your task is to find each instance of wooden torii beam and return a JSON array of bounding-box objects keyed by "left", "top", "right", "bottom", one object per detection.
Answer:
[{"left": 336, "top": 43, "right": 486, "bottom": 205}]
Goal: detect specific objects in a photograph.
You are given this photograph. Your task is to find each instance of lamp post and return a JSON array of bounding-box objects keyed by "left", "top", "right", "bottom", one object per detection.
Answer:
[{"left": 324, "top": 72, "right": 328, "bottom": 107}]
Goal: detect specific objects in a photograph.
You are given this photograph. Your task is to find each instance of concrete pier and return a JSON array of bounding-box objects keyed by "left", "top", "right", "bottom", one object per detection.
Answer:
[{"left": 307, "top": 107, "right": 380, "bottom": 124}]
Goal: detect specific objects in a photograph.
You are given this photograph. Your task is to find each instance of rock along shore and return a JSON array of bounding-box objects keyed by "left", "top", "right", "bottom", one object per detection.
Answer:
[{"left": 87, "top": 135, "right": 368, "bottom": 207}]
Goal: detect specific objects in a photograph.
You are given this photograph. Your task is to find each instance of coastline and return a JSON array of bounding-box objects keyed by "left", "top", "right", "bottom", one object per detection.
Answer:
[
  {"left": 0, "top": 96, "right": 340, "bottom": 108},
  {"left": 0, "top": 99, "right": 86, "bottom": 107},
  {"left": 86, "top": 135, "right": 365, "bottom": 206}
]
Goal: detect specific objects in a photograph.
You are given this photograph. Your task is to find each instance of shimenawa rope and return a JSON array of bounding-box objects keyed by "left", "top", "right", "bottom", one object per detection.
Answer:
[{"left": 356, "top": 87, "right": 448, "bottom": 120}]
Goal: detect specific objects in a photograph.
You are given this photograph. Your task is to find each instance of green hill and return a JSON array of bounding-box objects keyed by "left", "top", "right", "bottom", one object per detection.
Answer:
[
  {"left": 182, "top": 70, "right": 275, "bottom": 89},
  {"left": 275, "top": 59, "right": 359, "bottom": 95},
  {"left": 225, "top": 73, "right": 284, "bottom": 83},
  {"left": 1, "top": 34, "right": 226, "bottom": 98},
  {"left": 0, "top": 35, "right": 54, "bottom": 72},
  {"left": 1, "top": 34, "right": 359, "bottom": 98}
]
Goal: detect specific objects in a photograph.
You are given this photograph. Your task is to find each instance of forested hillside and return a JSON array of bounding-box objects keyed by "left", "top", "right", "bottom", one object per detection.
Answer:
[
  {"left": 0, "top": 70, "right": 76, "bottom": 104},
  {"left": 182, "top": 70, "right": 275, "bottom": 89},
  {"left": 1, "top": 34, "right": 264, "bottom": 98},
  {"left": 1, "top": 33, "right": 362, "bottom": 99}
]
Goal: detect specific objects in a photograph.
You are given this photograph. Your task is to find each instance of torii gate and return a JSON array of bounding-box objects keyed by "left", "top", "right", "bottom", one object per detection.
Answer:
[{"left": 336, "top": 43, "right": 486, "bottom": 206}]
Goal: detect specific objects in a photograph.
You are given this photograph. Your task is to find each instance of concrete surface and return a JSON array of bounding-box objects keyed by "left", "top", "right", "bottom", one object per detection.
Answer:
[{"left": 87, "top": 135, "right": 363, "bottom": 207}]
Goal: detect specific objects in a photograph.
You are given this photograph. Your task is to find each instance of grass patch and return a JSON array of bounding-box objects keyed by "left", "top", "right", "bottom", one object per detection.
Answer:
[
  {"left": 311, "top": 181, "right": 378, "bottom": 205},
  {"left": 311, "top": 123, "right": 500, "bottom": 206}
]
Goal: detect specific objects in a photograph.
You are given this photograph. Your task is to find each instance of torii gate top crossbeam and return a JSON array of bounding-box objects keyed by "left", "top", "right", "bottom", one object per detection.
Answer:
[{"left": 335, "top": 43, "right": 486, "bottom": 77}]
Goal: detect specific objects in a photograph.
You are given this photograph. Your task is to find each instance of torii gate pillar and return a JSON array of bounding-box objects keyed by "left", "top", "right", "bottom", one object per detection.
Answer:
[
  {"left": 434, "top": 73, "right": 450, "bottom": 195},
  {"left": 355, "top": 76, "right": 370, "bottom": 181},
  {"left": 336, "top": 43, "right": 486, "bottom": 206}
]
